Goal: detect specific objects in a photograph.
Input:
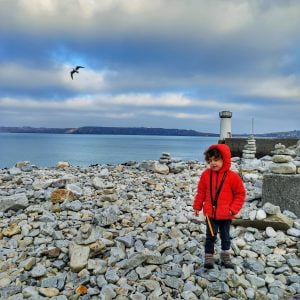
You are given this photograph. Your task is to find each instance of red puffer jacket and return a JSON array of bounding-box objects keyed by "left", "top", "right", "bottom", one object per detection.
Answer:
[{"left": 193, "top": 144, "right": 246, "bottom": 220}]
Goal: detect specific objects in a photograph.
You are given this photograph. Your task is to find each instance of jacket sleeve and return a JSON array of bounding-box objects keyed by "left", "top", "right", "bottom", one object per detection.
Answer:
[
  {"left": 193, "top": 170, "right": 207, "bottom": 211},
  {"left": 229, "top": 172, "right": 246, "bottom": 215}
]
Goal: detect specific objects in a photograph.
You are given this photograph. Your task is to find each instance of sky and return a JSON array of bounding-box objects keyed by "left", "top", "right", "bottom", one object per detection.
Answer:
[{"left": 0, "top": 0, "right": 300, "bottom": 134}]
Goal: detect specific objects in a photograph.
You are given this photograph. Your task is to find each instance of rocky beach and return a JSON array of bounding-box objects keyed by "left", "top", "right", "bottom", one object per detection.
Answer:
[{"left": 1, "top": 142, "right": 300, "bottom": 300}]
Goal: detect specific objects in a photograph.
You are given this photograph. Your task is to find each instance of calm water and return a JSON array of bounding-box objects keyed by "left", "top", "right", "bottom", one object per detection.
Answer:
[{"left": 0, "top": 133, "right": 217, "bottom": 168}]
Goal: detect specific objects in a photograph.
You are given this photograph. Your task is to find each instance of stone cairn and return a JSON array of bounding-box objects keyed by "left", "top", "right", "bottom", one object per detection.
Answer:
[
  {"left": 270, "top": 143, "right": 296, "bottom": 174},
  {"left": 242, "top": 135, "right": 256, "bottom": 160},
  {"left": 159, "top": 153, "right": 172, "bottom": 164},
  {"left": 240, "top": 135, "right": 261, "bottom": 175},
  {"left": 294, "top": 140, "right": 300, "bottom": 174}
]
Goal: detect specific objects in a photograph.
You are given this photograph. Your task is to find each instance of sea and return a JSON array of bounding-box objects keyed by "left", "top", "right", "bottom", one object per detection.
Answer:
[{"left": 0, "top": 133, "right": 217, "bottom": 168}]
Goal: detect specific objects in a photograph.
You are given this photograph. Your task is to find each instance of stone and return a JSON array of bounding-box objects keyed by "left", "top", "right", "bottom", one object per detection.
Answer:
[
  {"left": 265, "top": 227, "right": 277, "bottom": 238},
  {"left": 56, "top": 161, "right": 70, "bottom": 169},
  {"left": 20, "top": 257, "right": 36, "bottom": 271},
  {"left": 41, "top": 247, "right": 61, "bottom": 258},
  {"left": 95, "top": 205, "right": 120, "bottom": 226},
  {"left": 75, "top": 285, "right": 88, "bottom": 295},
  {"left": 270, "top": 162, "right": 296, "bottom": 174},
  {"left": 263, "top": 203, "right": 281, "bottom": 215},
  {"left": 69, "top": 243, "right": 90, "bottom": 272},
  {"left": 287, "top": 228, "right": 300, "bottom": 237},
  {"left": 39, "top": 287, "right": 60, "bottom": 297},
  {"left": 116, "top": 234, "right": 134, "bottom": 247},
  {"left": 51, "top": 189, "right": 75, "bottom": 203},
  {"left": 232, "top": 215, "right": 293, "bottom": 231},
  {"left": 0, "top": 193, "right": 29, "bottom": 212},
  {"left": 272, "top": 155, "right": 292, "bottom": 163},
  {"left": 2, "top": 224, "right": 21, "bottom": 237},
  {"left": 256, "top": 209, "right": 267, "bottom": 220},
  {"left": 31, "top": 264, "right": 47, "bottom": 278},
  {"left": 152, "top": 162, "right": 169, "bottom": 174}
]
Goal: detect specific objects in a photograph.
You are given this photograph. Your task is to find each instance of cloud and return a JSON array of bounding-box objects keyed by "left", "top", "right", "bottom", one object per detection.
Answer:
[
  {"left": 244, "top": 76, "right": 300, "bottom": 100},
  {"left": 0, "top": 0, "right": 299, "bottom": 133},
  {"left": 0, "top": 63, "right": 108, "bottom": 93}
]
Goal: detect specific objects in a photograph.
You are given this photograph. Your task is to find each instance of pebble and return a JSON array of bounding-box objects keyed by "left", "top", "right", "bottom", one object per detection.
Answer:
[{"left": 0, "top": 152, "right": 299, "bottom": 299}]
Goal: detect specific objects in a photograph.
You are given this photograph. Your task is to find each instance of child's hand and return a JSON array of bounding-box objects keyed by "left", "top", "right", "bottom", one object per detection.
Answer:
[{"left": 194, "top": 209, "right": 199, "bottom": 216}]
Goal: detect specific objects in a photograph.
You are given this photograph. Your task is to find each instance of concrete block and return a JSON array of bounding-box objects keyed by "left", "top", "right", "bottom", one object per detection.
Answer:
[{"left": 262, "top": 174, "right": 300, "bottom": 216}]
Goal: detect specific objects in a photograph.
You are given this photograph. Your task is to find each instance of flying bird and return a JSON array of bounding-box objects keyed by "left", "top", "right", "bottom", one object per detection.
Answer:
[{"left": 70, "top": 66, "right": 84, "bottom": 79}]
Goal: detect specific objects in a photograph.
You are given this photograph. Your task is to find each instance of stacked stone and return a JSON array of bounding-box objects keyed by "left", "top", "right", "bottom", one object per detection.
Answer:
[
  {"left": 270, "top": 143, "right": 296, "bottom": 174},
  {"left": 159, "top": 152, "right": 172, "bottom": 164},
  {"left": 294, "top": 140, "right": 300, "bottom": 174},
  {"left": 242, "top": 135, "right": 256, "bottom": 159}
]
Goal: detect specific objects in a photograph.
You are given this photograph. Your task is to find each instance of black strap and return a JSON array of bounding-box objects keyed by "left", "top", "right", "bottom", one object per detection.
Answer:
[{"left": 210, "top": 170, "right": 228, "bottom": 207}]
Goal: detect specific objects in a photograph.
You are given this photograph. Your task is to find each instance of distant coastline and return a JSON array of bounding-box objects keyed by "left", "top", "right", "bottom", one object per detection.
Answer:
[
  {"left": 0, "top": 126, "right": 299, "bottom": 138},
  {"left": 0, "top": 126, "right": 218, "bottom": 137}
]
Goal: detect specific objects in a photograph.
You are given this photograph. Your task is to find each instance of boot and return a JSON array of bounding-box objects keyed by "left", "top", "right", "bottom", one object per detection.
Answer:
[
  {"left": 204, "top": 253, "right": 214, "bottom": 269},
  {"left": 221, "top": 251, "right": 235, "bottom": 269}
]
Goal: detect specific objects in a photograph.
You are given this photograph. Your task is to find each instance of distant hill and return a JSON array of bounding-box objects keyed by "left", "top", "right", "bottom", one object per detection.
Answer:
[
  {"left": 1, "top": 126, "right": 299, "bottom": 138},
  {"left": 255, "top": 130, "right": 300, "bottom": 138},
  {"left": 0, "top": 126, "right": 218, "bottom": 137}
]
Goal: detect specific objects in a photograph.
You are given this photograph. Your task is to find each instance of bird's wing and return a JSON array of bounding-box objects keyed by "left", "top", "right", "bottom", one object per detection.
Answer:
[
  {"left": 70, "top": 70, "right": 74, "bottom": 79},
  {"left": 75, "top": 66, "right": 85, "bottom": 70}
]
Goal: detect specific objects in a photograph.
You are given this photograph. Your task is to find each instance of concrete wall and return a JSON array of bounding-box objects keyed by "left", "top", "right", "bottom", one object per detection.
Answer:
[
  {"left": 223, "top": 138, "right": 298, "bottom": 158},
  {"left": 262, "top": 174, "right": 300, "bottom": 216}
]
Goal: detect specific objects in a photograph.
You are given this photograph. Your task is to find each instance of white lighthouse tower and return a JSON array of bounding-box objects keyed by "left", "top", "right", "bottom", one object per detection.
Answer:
[{"left": 219, "top": 111, "right": 232, "bottom": 141}]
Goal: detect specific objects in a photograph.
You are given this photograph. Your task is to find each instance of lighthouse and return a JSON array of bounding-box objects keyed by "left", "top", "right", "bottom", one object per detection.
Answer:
[{"left": 219, "top": 111, "right": 232, "bottom": 142}]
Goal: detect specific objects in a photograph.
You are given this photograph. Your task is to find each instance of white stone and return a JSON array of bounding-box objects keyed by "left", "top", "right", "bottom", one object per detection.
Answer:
[
  {"left": 272, "top": 155, "right": 292, "bottom": 163},
  {"left": 56, "top": 161, "right": 70, "bottom": 169},
  {"left": 249, "top": 210, "right": 257, "bottom": 221},
  {"left": 152, "top": 162, "right": 169, "bottom": 175},
  {"left": 270, "top": 162, "right": 296, "bottom": 174},
  {"left": 69, "top": 243, "right": 90, "bottom": 272},
  {"left": 265, "top": 227, "right": 277, "bottom": 238},
  {"left": 256, "top": 209, "right": 267, "bottom": 220},
  {"left": 66, "top": 184, "right": 82, "bottom": 196}
]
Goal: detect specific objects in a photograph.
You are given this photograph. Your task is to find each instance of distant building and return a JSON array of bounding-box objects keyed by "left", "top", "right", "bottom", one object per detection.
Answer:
[{"left": 219, "top": 111, "right": 232, "bottom": 141}]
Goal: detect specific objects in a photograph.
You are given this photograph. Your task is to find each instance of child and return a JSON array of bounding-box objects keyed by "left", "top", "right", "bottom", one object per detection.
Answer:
[{"left": 193, "top": 144, "right": 245, "bottom": 269}]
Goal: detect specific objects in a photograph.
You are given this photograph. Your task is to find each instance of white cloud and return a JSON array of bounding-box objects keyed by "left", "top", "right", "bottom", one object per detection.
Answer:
[
  {"left": 0, "top": 63, "right": 108, "bottom": 91},
  {"left": 244, "top": 76, "right": 300, "bottom": 100},
  {"left": 0, "top": 92, "right": 254, "bottom": 111},
  {"left": 1, "top": 0, "right": 299, "bottom": 43},
  {"left": 147, "top": 110, "right": 214, "bottom": 120}
]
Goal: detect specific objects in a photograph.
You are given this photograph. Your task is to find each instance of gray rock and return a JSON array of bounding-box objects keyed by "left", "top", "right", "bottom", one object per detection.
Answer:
[
  {"left": 207, "top": 281, "right": 230, "bottom": 296},
  {"left": 31, "top": 264, "right": 47, "bottom": 278},
  {"left": 163, "top": 276, "right": 184, "bottom": 289},
  {"left": 0, "top": 193, "right": 29, "bottom": 212},
  {"left": 69, "top": 243, "right": 90, "bottom": 272},
  {"left": 95, "top": 205, "right": 120, "bottom": 226},
  {"left": 287, "top": 228, "right": 300, "bottom": 237},
  {"left": 245, "top": 274, "right": 266, "bottom": 288},
  {"left": 243, "top": 258, "right": 265, "bottom": 274},
  {"left": 116, "top": 234, "right": 134, "bottom": 247}
]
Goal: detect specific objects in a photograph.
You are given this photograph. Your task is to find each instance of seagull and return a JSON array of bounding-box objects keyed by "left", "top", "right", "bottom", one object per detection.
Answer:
[{"left": 70, "top": 66, "right": 84, "bottom": 79}]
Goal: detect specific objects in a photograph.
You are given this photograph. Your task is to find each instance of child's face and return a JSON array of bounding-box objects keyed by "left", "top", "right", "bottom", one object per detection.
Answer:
[{"left": 208, "top": 156, "right": 223, "bottom": 171}]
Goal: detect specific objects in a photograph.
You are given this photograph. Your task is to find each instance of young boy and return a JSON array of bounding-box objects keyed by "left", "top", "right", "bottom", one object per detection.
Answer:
[{"left": 193, "top": 144, "right": 245, "bottom": 269}]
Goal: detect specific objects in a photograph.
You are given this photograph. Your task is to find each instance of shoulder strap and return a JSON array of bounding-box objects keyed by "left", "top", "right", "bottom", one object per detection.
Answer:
[{"left": 210, "top": 170, "right": 228, "bottom": 206}]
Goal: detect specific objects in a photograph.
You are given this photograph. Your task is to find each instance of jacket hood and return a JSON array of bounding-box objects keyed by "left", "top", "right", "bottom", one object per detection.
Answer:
[{"left": 207, "top": 144, "right": 231, "bottom": 172}]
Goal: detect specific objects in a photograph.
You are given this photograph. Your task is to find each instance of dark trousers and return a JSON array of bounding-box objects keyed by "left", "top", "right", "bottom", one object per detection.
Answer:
[{"left": 205, "top": 218, "right": 232, "bottom": 254}]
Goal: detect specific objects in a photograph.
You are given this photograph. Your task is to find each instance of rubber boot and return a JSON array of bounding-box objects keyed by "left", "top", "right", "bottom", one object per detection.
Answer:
[
  {"left": 204, "top": 253, "right": 214, "bottom": 269},
  {"left": 221, "top": 251, "right": 235, "bottom": 269}
]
